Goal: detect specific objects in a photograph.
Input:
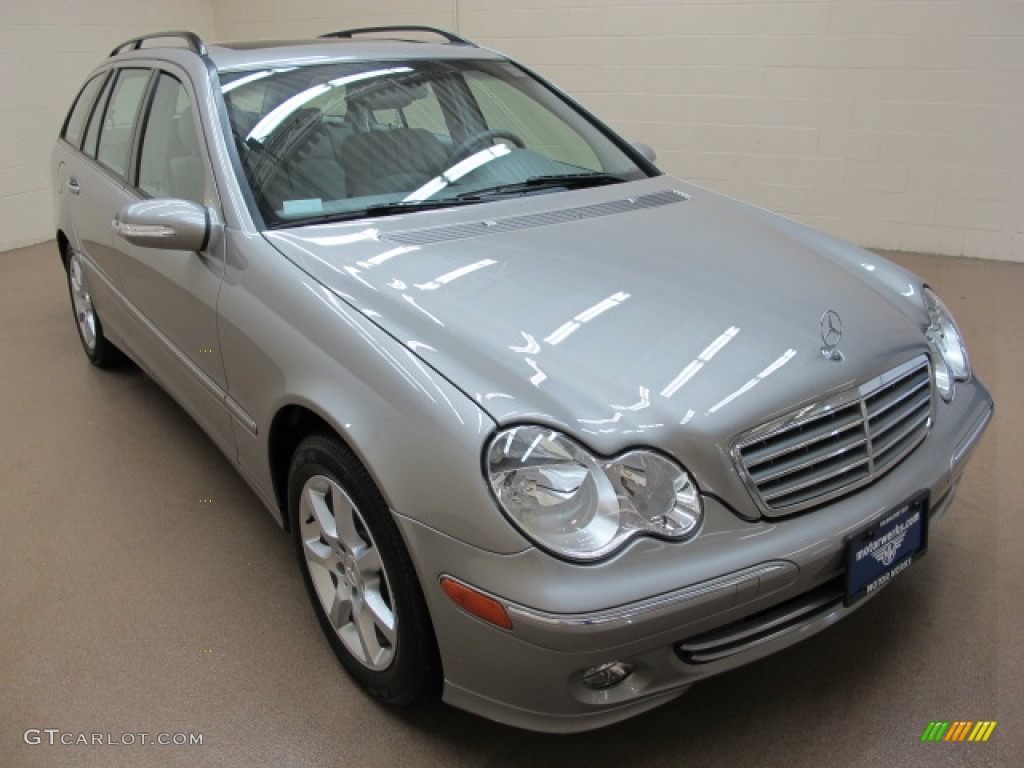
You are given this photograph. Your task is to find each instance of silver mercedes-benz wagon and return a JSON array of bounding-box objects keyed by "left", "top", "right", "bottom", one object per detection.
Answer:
[{"left": 52, "top": 27, "right": 993, "bottom": 732}]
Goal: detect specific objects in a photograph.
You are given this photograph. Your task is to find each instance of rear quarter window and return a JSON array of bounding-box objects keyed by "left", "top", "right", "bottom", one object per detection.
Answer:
[{"left": 62, "top": 73, "right": 109, "bottom": 149}]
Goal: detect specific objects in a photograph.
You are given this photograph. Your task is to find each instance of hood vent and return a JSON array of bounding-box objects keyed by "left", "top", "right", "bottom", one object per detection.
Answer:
[{"left": 382, "top": 189, "right": 689, "bottom": 246}]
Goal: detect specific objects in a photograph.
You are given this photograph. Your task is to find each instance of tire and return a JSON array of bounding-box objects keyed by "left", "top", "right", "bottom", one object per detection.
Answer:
[
  {"left": 287, "top": 433, "right": 442, "bottom": 705},
  {"left": 65, "top": 248, "right": 122, "bottom": 368}
]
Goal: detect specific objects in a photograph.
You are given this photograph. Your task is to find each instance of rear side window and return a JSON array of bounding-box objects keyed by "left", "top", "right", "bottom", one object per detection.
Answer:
[
  {"left": 82, "top": 76, "right": 114, "bottom": 159},
  {"left": 95, "top": 69, "right": 151, "bottom": 178},
  {"left": 62, "top": 73, "right": 108, "bottom": 149},
  {"left": 138, "top": 73, "right": 205, "bottom": 203}
]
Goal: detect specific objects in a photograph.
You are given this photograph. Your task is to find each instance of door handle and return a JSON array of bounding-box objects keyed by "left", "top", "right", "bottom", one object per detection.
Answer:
[{"left": 67, "top": 177, "right": 81, "bottom": 195}]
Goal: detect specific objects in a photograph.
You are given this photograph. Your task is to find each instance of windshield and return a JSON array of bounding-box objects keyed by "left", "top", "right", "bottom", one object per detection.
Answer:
[{"left": 219, "top": 59, "right": 652, "bottom": 228}]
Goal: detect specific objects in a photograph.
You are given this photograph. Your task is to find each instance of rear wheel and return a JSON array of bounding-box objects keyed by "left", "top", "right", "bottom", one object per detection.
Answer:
[
  {"left": 66, "top": 249, "right": 121, "bottom": 368},
  {"left": 287, "top": 433, "right": 442, "bottom": 705}
]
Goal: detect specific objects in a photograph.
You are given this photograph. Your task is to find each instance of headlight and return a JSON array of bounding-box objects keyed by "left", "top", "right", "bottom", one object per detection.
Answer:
[
  {"left": 923, "top": 287, "right": 970, "bottom": 400},
  {"left": 486, "top": 426, "right": 702, "bottom": 561}
]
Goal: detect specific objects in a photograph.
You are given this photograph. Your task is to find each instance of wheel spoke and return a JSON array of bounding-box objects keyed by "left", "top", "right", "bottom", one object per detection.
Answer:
[
  {"left": 302, "top": 482, "right": 338, "bottom": 542},
  {"left": 354, "top": 545, "right": 382, "bottom": 576},
  {"left": 329, "top": 482, "right": 366, "bottom": 553},
  {"left": 303, "top": 537, "right": 339, "bottom": 574},
  {"left": 328, "top": 587, "right": 354, "bottom": 631},
  {"left": 364, "top": 589, "right": 397, "bottom": 646},
  {"left": 351, "top": 592, "right": 394, "bottom": 666}
]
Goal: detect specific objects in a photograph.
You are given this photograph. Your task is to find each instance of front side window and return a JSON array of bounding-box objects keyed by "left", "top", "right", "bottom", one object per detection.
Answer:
[
  {"left": 220, "top": 59, "right": 651, "bottom": 228},
  {"left": 62, "top": 73, "right": 108, "bottom": 149},
  {"left": 95, "top": 68, "right": 151, "bottom": 178},
  {"left": 138, "top": 73, "right": 205, "bottom": 203}
]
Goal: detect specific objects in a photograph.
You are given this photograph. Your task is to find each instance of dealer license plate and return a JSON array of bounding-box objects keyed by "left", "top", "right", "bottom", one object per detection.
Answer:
[{"left": 844, "top": 493, "right": 928, "bottom": 606}]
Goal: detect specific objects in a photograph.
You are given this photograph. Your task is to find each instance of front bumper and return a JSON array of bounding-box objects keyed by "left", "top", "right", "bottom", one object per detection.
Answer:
[{"left": 395, "top": 377, "right": 993, "bottom": 733}]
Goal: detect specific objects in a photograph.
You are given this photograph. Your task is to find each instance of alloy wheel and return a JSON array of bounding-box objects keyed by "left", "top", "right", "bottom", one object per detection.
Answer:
[{"left": 298, "top": 474, "right": 397, "bottom": 671}]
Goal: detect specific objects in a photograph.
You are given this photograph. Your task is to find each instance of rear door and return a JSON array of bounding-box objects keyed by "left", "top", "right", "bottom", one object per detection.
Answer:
[{"left": 64, "top": 68, "right": 152, "bottom": 290}]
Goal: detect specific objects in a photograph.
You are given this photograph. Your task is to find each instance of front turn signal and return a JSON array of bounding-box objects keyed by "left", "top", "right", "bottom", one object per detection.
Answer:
[{"left": 440, "top": 577, "right": 513, "bottom": 630}]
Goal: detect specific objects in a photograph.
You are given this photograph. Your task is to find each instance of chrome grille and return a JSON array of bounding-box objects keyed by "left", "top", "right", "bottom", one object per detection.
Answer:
[{"left": 735, "top": 356, "right": 932, "bottom": 516}]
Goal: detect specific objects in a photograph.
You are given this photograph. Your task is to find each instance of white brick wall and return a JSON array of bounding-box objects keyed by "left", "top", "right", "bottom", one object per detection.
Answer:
[
  {"left": 2, "top": 0, "right": 1021, "bottom": 261},
  {"left": 462, "top": 0, "right": 1023, "bottom": 262},
  {"left": 0, "top": 0, "right": 216, "bottom": 252}
]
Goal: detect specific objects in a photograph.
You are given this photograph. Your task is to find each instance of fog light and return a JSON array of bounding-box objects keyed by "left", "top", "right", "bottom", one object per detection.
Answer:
[{"left": 581, "top": 661, "right": 634, "bottom": 690}]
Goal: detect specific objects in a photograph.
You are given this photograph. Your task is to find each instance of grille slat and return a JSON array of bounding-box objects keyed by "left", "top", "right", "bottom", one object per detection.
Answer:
[
  {"left": 742, "top": 407, "right": 864, "bottom": 468},
  {"left": 761, "top": 454, "right": 871, "bottom": 502},
  {"left": 873, "top": 403, "right": 931, "bottom": 464},
  {"left": 870, "top": 392, "right": 930, "bottom": 444},
  {"left": 751, "top": 432, "right": 868, "bottom": 485},
  {"left": 866, "top": 375, "right": 929, "bottom": 421},
  {"left": 735, "top": 356, "right": 932, "bottom": 516}
]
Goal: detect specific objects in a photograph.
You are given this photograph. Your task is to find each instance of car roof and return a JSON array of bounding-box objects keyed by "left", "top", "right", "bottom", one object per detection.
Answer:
[
  {"left": 106, "top": 29, "right": 508, "bottom": 73},
  {"left": 209, "top": 39, "right": 506, "bottom": 71}
]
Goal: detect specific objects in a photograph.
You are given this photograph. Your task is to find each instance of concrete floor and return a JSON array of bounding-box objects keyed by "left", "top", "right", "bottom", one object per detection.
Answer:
[{"left": 1, "top": 241, "right": 1021, "bottom": 767}]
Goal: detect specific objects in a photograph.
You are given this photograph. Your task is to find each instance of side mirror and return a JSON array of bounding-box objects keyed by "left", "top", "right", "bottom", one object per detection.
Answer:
[
  {"left": 633, "top": 142, "right": 657, "bottom": 164},
  {"left": 113, "top": 199, "right": 211, "bottom": 252}
]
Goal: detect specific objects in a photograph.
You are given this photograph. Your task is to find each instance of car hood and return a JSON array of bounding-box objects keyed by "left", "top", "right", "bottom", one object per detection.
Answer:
[{"left": 265, "top": 178, "right": 931, "bottom": 500}]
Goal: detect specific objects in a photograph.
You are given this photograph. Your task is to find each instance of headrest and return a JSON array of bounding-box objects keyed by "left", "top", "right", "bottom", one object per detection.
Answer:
[{"left": 349, "top": 81, "right": 427, "bottom": 110}]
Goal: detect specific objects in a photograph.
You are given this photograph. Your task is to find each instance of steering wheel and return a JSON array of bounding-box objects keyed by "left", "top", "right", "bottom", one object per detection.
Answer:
[{"left": 446, "top": 129, "right": 525, "bottom": 165}]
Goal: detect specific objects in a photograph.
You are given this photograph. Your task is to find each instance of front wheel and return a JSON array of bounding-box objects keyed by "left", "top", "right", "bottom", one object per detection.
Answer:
[{"left": 287, "top": 433, "right": 442, "bottom": 705}]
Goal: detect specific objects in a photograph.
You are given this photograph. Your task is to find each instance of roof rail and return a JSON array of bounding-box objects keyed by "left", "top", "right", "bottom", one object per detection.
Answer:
[
  {"left": 319, "top": 26, "right": 474, "bottom": 46},
  {"left": 110, "top": 31, "right": 208, "bottom": 58}
]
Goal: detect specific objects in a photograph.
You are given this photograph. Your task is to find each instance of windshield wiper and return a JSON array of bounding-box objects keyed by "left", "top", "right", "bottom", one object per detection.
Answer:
[
  {"left": 362, "top": 198, "right": 485, "bottom": 217},
  {"left": 266, "top": 173, "right": 629, "bottom": 228},
  {"left": 456, "top": 172, "right": 628, "bottom": 200}
]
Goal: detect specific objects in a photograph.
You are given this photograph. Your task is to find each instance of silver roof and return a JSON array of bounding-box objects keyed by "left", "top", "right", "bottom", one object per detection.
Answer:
[{"left": 207, "top": 39, "right": 507, "bottom": 72}]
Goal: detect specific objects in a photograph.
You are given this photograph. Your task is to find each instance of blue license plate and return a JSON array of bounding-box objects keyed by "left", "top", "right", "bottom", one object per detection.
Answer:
[{"left": 844, "top": 493, "right": 928, "bottom": 606}]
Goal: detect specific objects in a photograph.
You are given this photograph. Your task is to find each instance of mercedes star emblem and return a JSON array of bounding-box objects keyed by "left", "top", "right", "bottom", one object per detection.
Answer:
[{"left": 820, "top": 310, "right": 843, "bottom": 361}]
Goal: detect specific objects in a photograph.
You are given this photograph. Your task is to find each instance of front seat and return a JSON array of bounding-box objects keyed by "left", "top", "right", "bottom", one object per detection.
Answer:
[
  {"left": 341, "top": 128, "right": 447, "bottom": 197},
  {"left": 167, "top": 105, "right": 204, "bottom": 204}
]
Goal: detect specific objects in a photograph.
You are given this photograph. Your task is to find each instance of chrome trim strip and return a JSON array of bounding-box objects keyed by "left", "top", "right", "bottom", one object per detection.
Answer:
[
  {"left": 504, "top": 562, "right": 791, "bottom": 631},
  {"left": 225, "top": 396, "right": 258, "bottom": 435},
  {"left": 677, "top": 585, "right": 843, "bottom": 663},
  {"left": 680, "top": 604, "right": 840, "bottom": 663},
  {"left": 680, "top": 602, "right": 822, "bottom": 653}
]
